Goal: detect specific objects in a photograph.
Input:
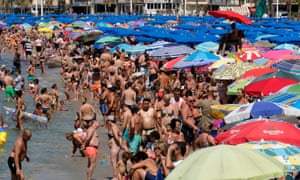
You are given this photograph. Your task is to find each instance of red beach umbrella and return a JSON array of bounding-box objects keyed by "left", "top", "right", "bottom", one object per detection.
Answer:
[
  {"left": 215, "top": 119, "right": 300, "bottom": 146},
  {"left": 244, "top": 77, "right": 298, "bottom": 97},
  {"left": 240, "top": 67, "right": 277, "bottom": 79},
  {"left": 208, "top": 10, "right": 253, "bottom": 25}
]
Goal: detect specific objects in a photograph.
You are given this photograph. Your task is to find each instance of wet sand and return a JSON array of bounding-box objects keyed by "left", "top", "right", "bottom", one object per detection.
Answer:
[{"left": 0, "top": 51, "right": 113, "bottom": 180}]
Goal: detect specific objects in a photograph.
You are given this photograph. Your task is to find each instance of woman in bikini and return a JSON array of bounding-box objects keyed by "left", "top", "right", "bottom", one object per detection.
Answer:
[{"left": 78, "top": 97, "right": 97, "bottom": 129}]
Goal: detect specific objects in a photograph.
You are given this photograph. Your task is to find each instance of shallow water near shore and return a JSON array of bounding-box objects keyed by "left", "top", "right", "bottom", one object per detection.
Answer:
[{"left": 0, "top": 52, "right": 112, "bottom": 180}]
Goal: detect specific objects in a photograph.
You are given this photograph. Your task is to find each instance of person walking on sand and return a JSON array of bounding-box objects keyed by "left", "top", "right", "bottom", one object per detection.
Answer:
[
  {"left": 7, "top": 129, "right": 32, "bottom": 180},
  {"left": 81, "top": 121, "right": 100, "bottom": 180}
]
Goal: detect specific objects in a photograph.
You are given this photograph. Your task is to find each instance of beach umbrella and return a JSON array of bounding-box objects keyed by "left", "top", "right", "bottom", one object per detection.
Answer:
[
  {"left": 95, "top": 36, "right": 122, "bottom": 44},
  {"left": 240, "top": 67, "right": 277, "bottom": 79},
  {"left": 127, "top": 44, "right": 147, "bottom": 54},
  {"left": 227, "top": 78, "right": 254, "bottom": 95},
  {"left": 166, "top": 145, "right": 285, "bottom": 180},
  {"left": 224, "top": 101, "right": 300, "bottom": 124},
  {"left": 208, "top": 57, "right": 235, "bottom": 70},
  {"left": 274, "top": 43, "right": 299, "bottom": 51},
  {"left": 76, "top": 30, "right": 103, "bottom": 43},
  {"left": 162, "top": 56, "right": 185, "bottom": 70},
  {"left": 149, "top": 45, "right": 195, "bottom": 59},
  {"left": 20, "top": 23, "right": 32, "bottom": 30},
  {"left": 182, "top": 51, "right": 220, "bottom": 62},
  {"left": 146, "top": 40, "right": 172, "bottom": 51},
  {"left": 212, "top": 62, "right": 262, "bottom": 80},
  {"left": 210, "top": 104, "right": 240, "bottom": 119},
  {"left": 110, "top": 43, "right": 132, "bottom": 53},
  {"left": 245, "top": 77, "right": 298, "bottom": 97},
  {"left": 272, "top": 59, "right": 300, "bottom": 75},
  {"left": 240, "top": 141, "right": 300, "bottom": 172},
  {"left": 216, "top": 119, "right": 300, "bottom": 146},
  {"left": 279, "top": 84, "right": 300, "bottom": 94},
  {"left": 68, "top": 32, "right": 82, "bottom": 40},
  {"left": 237, "top": 50, "right": 263, "bottom": 61},
  {"left": 195, "top": 41, "right": 219, "bottom": 52},
  {"left": 208, "top": 10, "right": 253, "bottom": 25},
  {"left": 263, "top": 92, "right": 300, "bottom": 108},
  {"left": 251, "top": 70, "right": 300, "bottom": 83},
  {"left": 263, "top": 50, "right": 293, "bottom": 60}
]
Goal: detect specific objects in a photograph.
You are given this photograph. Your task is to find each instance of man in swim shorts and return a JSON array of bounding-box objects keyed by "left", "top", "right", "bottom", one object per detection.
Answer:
[
  {"left": 3, "top": 70, "right": 15, "bottom": 102},
  {"left": 8, "top": 129, "right": 31, "bottom": 180},
  {"left": 81, "top": 121, "right": 100, "bottom": 180}
]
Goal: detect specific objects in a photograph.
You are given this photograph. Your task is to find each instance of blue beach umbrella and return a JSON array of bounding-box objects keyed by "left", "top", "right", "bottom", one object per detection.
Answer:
[{"left": 183, "top": 51, "right": 220, "bottom": 62}]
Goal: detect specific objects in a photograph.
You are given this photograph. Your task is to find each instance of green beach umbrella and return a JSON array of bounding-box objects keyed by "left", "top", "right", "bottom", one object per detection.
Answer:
[
  {"left": 240, "top": 141, "right": 300, "bottom": 172},
  {"left": 227, "top": 78, "right": 254, "bottom": 95},
  {"left": 96, "top": 36, "right": 122, "bottom": 44},
  {"left": 166, "top": 145, "right": 286, "bottom": 180}
]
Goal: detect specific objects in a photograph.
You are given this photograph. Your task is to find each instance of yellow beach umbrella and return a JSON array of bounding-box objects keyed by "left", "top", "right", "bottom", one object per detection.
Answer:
[{"left": 208, "top": 57, "right": 235, "bottom": 70}]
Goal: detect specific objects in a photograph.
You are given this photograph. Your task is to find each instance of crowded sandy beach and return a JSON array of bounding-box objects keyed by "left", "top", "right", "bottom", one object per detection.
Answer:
[{"left": 0, "top": 12, "right": 300, "bottom": 180}]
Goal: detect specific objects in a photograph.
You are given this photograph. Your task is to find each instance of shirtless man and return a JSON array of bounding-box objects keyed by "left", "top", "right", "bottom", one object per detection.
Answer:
[
  {"left": 15, "top": 91, "right": 27, "bottom": 130},
  {"left": 8, "top": 129, "right": 31, "bottom": 180},
  {"left": 106, "top": 86, "right": 117, "bottom": 122},
  {"left": 181, "top": 93, "right": 199, "bottom": 156},
  {"left": 122, "top": 82, "right": 136, "bottom": 109},
  {"left": 35, "top": 88, "right": 52, "bottom": 121},
  {"left": 79, "top": 97, "right": 97, "bottom": 129},
  {"left": 82, "top": 121, "right": 100, "bottom": 180},
  {"left": 138, "top": 98, "right": 160, "bottom": 138},
  {"left": 3, "top": 70, "right": 15, "bottom": 102},
  {"left": 157, "top": 70, "right": 170, "bottom": 89}
]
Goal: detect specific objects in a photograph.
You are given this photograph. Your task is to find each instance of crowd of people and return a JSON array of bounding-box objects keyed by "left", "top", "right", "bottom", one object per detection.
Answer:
[{"left": 0, "top": 23, "right": 295, "bottom": 180}]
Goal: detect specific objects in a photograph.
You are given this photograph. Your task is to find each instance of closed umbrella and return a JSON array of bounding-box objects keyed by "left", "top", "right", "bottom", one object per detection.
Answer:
[{"left": 166, "top": 145, "right": 285, "bottom": 180}]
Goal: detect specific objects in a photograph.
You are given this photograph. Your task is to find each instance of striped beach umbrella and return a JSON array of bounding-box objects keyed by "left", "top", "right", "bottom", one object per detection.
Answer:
[{"left": 240, "top": 141, "right": 300, "bottom": 172}]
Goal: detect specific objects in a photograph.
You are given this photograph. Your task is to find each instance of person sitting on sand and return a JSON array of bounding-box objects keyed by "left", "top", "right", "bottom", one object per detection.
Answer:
[{"left": 116, "top": 152, "right": 131, "bottom": 180}]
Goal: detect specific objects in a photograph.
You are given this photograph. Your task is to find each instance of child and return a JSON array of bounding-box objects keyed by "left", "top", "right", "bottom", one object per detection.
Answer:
[
  {"left": 58, "top": 100, "right": 68, "bottom": 111},
  {"left": 33, "top": 103, "right": 43, "bottom": 116},
  {"left": 117, "top": 152, "right": 131, "bottom": 180}
]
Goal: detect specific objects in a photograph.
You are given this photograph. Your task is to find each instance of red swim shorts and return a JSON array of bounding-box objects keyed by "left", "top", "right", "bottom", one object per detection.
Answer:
[{"left": 85, "top": 146, "right": 98, "bottom": 158}]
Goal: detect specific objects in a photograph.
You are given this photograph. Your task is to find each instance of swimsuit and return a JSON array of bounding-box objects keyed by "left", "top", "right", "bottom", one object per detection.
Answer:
[
  {"left": 85, "top": 146, "right": 98, "bottom": 158},
  {"left": 27, "top": 75, "right": 35, "bottom": 81},
  {"left": 145, "top": 172, "right": 156, "bottom": 180},
  {"left": 42, "top": 107, "right": 49, "bottom": 114},
  {"left": 7, "top": 156, "right": 22, "bottom": 175},
  {"left": 5, "top": 86, "right": 15, "bottom": 98}
]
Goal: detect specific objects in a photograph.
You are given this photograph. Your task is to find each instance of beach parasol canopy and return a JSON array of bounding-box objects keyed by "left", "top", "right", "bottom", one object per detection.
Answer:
[
  {"left": 224, "top": 101, "right": 300, "bottom": 124},
  {"left": 195, "top": 41, "right": 219, "bottom": 52},
  {"left": 208, "top": 10, "right": 253, "bottom": 25},
  {"left": 263, "top": 50, "right": 293, "bottom": 60},
  {"left": 76, "top": 30, "right": 103, "bottom": 43},
  {"left": 166, "top": 145, "right": 285, "bottom": 180},
  {"left": 227, "top": 78, "right": 254, "bottom": 95},
  {"left": 212, "top": 62, "right": 262, "bottom": 80},
  {"left": 95, "top": 36, "right": 123, "bottom": 44},
  {"left": 237, "top": 50, "right": 263, "bottom": 61},
  {"left": 216, "top": 119, "right": 300, "bottom": 146},
  {"left": 240, "top": 141, "right": 300, "bottom": 172},
  {"left": 251, "top": 70, "right": 300, "bottom": 83},
  {"left": 272, "top": 59, "right": 300, "bottom": 75},
  {"left": 210, "top": 104, "right": 240, "bottom": 119},
  {"left": 162, "top": 56, "right": 185, "bottom": 70},
  {"left": 245, "top": 77, "right": 298, "bottom": 97},
  {"left": 279, "top": 84, "right": 300, "bottom": 94},
  {"left": 149, "top": 45, "right": 195, "bottom": 59},
  {"left": 240, "top": 67, "right": 277, "bottom": 79},
  {"left": 208, "top": 57, "right": 235, "bottom": 70}
]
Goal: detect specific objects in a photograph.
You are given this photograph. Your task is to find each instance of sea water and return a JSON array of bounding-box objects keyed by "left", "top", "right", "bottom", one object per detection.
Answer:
[{"left": 0, "top": 53, "right": 112, "bottom": 180}]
